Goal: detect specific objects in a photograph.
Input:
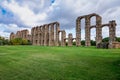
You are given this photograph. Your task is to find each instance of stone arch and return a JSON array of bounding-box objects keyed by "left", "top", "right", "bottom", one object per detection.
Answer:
[
  {"left": 76, "top": 13, "right": 102, "bottom": 46},
  {"left": 86, "top": 13, "right": 102, "bottom": 46},
  {"left": 53, "top": 22, "right": 60, "bottom": 46},
  {"left": 76, "top": 16, "right": 86, "bottom": 46},
  {"left": 59, "top": 30, "right": 66, "bottom": 46},
  {"left": 48, "top": 22, "right": 60, "bottom": 46},
  {"left": 90, "top": 27, "right": 96, "bottom": 41},
  {"left": 101, "top": 20, "right": 116, "bottom": 43}
]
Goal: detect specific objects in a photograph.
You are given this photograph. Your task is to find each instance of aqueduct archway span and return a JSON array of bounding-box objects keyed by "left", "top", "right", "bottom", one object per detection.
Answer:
[{"left": 76, "top": 13, "right": 102, "bottom": 46}]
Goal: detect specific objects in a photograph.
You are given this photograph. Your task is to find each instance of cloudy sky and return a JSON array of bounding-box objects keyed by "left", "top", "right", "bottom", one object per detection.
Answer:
[{"left": 0, "top": 0, "right": 120, "bottom": 40}]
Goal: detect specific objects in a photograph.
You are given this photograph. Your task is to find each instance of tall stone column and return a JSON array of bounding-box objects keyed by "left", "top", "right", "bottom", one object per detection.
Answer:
[
  {"left": 55, "top": 22, "right": 60, "bottom": 46},
  {"left": 49, "top": 23, "right": 54, "bottom": 46},
  {"left": 33, "top": 28, "right": 36, "bottom": 45},
  {"left": 85, "top": 16, "right": 91, "bottom": 46},
  {"left": 46, "top": 25, "right": 49, "bottom": 46},
  {"left": 41, "top": 26, "right": 44, "bottom": 46},
  {"left": 61, "top": 30, "right": 66, "bottom": 46},
  {"left": 43, "top": 25, "right": 48, "bottom": 46},
  {"left": 68, "top": 33, "right": 73, "bottom": 46},
  {"left": 96, "top": 16, "right": 102, "bottom": 45},
  {"left": 109, "top": 20, "right": 116, "bottom": 43},
  {"left": 76, "top": 18, "right": 81, "bottom": 46},
  {"left": 31, "top": 28, "right": 33, "bottom": 45},
  {"left": 37, "top": 26, "right": 41, "bottom": 45},
  {"left": 42, "top": 25, "right": 46, "bottom": 46},
  {"left": 36, "top": 27, "right": 39, "bottom": 45},
  {"left": 48, "top": 24, "right": 51, "bottom": 46}
]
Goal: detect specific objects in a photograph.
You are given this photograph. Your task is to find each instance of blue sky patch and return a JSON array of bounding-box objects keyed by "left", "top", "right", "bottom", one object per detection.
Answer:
[
  {"left": 51, "top": 0, "right": 55, "bottom": 3},
  {"left": 0, "top": 7, "right": 14, "bottom": 17},
  {"left": 1, "top": 8, "right": 7, "bottom": 15}
]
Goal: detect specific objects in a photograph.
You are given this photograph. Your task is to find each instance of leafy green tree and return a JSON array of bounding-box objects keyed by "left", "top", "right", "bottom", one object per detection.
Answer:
[
  {"left": 102, "top": 37, "right": 109, "bottom": 42},
  {"left": 81, "top": 40, "right": 85, "bottom": 46},
  {"left": 116, "top": 37, "right": 120, "bottom": 42},
  {"left": 102, "top": 37, "right": 120, "bottom": 42},
  {"left": 22, "top": 39, "right": 28, "bottom": 45},
  {"left": 0, "top": 36, "right": 10, "bottom": 45},
  {"left": 91, "top": 40, "right": 96, "bottom": 46},
  {"left": 10, "top": 38, "right": 32, "bottom": 45},
  {"left": 72, "top": 41, "right": 76, "bottom": 46},
  {"left": 11, "top": 38, "right": 23, "bottom": 45}
]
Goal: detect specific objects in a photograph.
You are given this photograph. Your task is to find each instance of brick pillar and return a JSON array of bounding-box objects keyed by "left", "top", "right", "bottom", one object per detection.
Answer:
[
  {"left": 31, "top": 28, "right": 33, "bottom": 45},
  {"left": 76, "top": 18, "right": 81, "bottom": 46},
  {"left": 68, "top": 33, "right": 73, "bottom": 46},
  {"left": 55, "top": 22, "right": 60, "bottom": 46},
  {"left": 36, "top": 27, "right": 39, "bottom": 45},
  {"left": 33, "top": 28, "right": 36, "bottom": 45},
  {"left": 96, "top": 16, "right": 102, "bottom": 45},
  {"left": 85, "top": 16, "right": 91, "bottom": 46},
  {"left": 43, "top": 25, "right": 48, "bottom": 46},
  {"left": 39, "top": 26, "right": 41, "bottom": 46},
  {"left": 41, "top": 26, "right": 44, "bottom": 46},
  {"left": 48, "top": 24, "right": 51, "bottom": 46},
  {"left": 37, "top": 26, "right": 41, "bottom": 45},
  {"left": 46, "top": 25, "right": 49, "bottom": 46},
  {"left": 49, "top": 23, "right": 54, "bottom": 46},
  {"left": 109, "top": 20, "right": 116, "bottom": 43},
  {"left": 61, "top": 30, "right": 66, "bottom": 46}
]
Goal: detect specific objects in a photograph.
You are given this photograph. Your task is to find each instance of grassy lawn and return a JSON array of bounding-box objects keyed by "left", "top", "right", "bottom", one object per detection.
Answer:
[{"left": 0, "top": 46, "right": 120, "bottom": 80}]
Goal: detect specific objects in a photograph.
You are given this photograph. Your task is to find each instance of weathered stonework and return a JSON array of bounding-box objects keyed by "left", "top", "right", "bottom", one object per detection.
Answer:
[
  {"left": 68, "top": 33, "right": 73, "bottom": 46},
  {"left": 30, "top": 22, "right": 66, "bottom": 46},
  {"left": 109, "top": 42, "right": 120, "bottom": 49},
  {"left": 10, "top": 30, "right": 31, "bottom": 41},
  {"left": 10, "top": 13, "right": 118, "bottom": 48},
  {"left": 10, "top": 32, "right": 15, "bottom": 40},
  {"left": 76, "top": 13, "right": 117, "bottom": 48}
]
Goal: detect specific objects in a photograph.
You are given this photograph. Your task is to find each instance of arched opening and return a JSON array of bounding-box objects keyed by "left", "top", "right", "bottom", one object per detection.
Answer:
[
  {"left": 90, "top": 16, "right": 96, "bottom": 26},
  {"left": 81, "top": 18, "right": 85, "bottom": 46},
  {"left": 58, "top": 32, "right": 62, "bottom": 46},
  {"left": 90, "top": 28, "right": 96, "bottom": 46},
  {"left": 102, "top": 26, "right": 109, "bottom": 42}
]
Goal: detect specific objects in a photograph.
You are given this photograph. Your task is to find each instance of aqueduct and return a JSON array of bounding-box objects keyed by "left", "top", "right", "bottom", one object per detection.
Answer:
[
  {"left": 76, "top": 13, "right": 116, "bottom": 47},
  {"left": 10, "top": 13, "right": 120, "bottom": 48}
]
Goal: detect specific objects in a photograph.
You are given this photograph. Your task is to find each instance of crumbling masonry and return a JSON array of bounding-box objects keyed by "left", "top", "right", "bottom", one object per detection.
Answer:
[
  {"left": 76, "top": 13, "right": 118, "bottom": 48},
  {"left": 10, "top": 13, "right": 120, "bottom": 48}
]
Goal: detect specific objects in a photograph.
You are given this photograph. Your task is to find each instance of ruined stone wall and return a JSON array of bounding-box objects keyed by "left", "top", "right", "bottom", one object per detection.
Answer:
[
  {"left": 10, "top": 13, "right": 117, "bottom": 48},
  {"left": 10, "top": 32, "right": 15, "bottom": 40},
  {"left": 31, "top": 22, "right": 66, "bottom": 46},
  {"left": 10, "top": 29, "right": 31, "bottom": 41},
  {"left": 76, "top": 13, "right": 117, "bottom": 48}
]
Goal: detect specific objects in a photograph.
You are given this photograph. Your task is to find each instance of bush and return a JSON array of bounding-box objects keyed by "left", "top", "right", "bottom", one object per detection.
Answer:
[
  {"left": 0, "top": 36, "right": 10, "bottom": 45},
  {"left": 81, "top": 40, "right": 85, "bottom": 46},
  {"left": 10, "top": 38, "right": 31, "bottom": 45}
]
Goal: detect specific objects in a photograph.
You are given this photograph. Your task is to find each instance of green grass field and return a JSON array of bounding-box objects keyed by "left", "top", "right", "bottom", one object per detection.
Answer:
[{"left": 0, "top": 46, "right": 120, "bottom": 80}]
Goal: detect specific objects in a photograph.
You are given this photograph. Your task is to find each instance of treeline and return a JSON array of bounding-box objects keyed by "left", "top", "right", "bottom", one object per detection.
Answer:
[
  {"left": 10, "top": 38, "right": 32, "bottom": 45},
  {"left": 0, "top": 36, "right": 10, "bottom": 45},
  {"left": 1, "top": 36, "right": 120, "bottom": 46},
  {"left": 71, "top": 40, "right": 96, "bottom": 46},
  {"left": 71, "top": 37, "right": 120, "bottom": 46},
  {"left": 0, "top": 36, "right": 31, "bottom": 46}
]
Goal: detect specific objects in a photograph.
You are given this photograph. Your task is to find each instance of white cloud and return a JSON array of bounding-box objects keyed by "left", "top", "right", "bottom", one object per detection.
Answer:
[
  {"left": 0, "top": 23, "right": 30, "bottom": 38},
  {"left": 2, "top": 0, "right": 48, "bottom": 27},
  {"left": 0, "top": 0, "right": 120, "bottom": 39}
]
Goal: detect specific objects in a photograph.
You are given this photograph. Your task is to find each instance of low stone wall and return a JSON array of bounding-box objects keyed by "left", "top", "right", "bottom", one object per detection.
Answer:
[{"left": 109, "top": 42, "right": 120, "bottom": 49}]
